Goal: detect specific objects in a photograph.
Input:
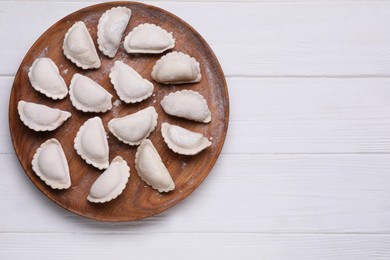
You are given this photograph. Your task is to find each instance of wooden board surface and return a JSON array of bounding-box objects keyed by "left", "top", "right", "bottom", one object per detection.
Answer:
[{"left": 8, "top": 1, "right": 229, "bottom": 221}]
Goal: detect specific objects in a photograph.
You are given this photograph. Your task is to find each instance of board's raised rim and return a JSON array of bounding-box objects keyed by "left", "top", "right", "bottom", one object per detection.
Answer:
[{"left": 8, "top": 1, "right": 229, "bottom": 222}]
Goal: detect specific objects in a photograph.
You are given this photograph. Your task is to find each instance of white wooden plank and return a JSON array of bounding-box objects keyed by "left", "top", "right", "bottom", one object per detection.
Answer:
[
  {"left": 225, "top": 77, "right": 390, "bottom": 154},
  {"left": 1, "top": 233, "right": 390, "bottom": 260},
  {"left": 4, "top": 76, "right": 390, "bottom": 154},
  {"left": 1, "top": 2, "right": 390, "bottom": 76},
  {"left": 3, "top": 153, "right": 390, "bottom": 233},
  {"left": 0, "top": 77, "right": 13, "bottom": 154}
]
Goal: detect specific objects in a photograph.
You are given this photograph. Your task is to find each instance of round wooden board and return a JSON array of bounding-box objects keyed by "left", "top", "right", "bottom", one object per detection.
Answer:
[{"left": 8, "top": 1, "right": 229, "bottom": 222}]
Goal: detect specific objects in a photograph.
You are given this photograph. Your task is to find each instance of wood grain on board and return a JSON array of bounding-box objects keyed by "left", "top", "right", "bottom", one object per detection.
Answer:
[{"left": 8, "top": 1, "right": 229, "bottom": 221}]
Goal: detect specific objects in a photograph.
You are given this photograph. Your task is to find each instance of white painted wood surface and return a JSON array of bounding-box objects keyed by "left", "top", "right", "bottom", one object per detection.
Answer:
[{"left": 2, "top": 1, "right": 390, "bottom": 259}]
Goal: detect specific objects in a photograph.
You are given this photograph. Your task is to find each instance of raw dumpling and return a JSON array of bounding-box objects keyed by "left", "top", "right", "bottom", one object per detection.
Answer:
[
  {"left": 124, "top": 23, "right": 175, "bottom": 54},
  {"left": 18, "top": 101, "right": 71, "bottom": 131},
  {"left": 151, "top": 51, "right": 201, "bottom": 84},
  {"left": 161, "top": 123, "right": 212, "bottom": 155},
  {"left": 109, "top": 61, "right": 153, "bottom": 103},
  {"left": 161, "top": 90, "right": 211, "bottom": 123},
  {"left": 97, "top": 7, "right": 132, "bottom": 58},
  {"left": 69, "top": 73, "right": 112, "bottom": 113},
  {"left": 28, "top": 57, "right": 68, "bottom": 100},
  {"left": 108, "top": 107, "right": 158, "bottom": 146},
  {"left": 74, "top": 117, "right": 109, "bottom": 170},
  {"left": 63, "top": 21, "right": 101, "bottom": 69},
  {"left": 135, "top": 139, "right": 174, "bottom": 192},
  {"left": 87, "top": 156, "right": 130, "bottom": 203},
  {"left": 32, "top": 138, "right": 71, "bottom": 189}
]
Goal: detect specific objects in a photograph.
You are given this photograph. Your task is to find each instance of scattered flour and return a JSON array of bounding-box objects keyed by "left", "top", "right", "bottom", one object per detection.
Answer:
[
  {"left": 113, "top": 99, "right": 122, "bottom": 107},
  {"left": 181, "top": 162, "right": 187, "bottom": 169},
  {"left": 37, "top": 46, "right": 49, "bottom": 58}
]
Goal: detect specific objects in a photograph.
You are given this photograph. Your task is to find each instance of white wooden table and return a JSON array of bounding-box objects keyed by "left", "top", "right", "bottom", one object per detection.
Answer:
[{"left": 2, "top": 0, "right": 390, "bottom": 259}]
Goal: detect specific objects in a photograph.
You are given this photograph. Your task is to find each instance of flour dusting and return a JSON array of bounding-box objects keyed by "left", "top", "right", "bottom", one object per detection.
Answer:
[{"left": 114, "top": 99, "right": 122, "bottom": 107}]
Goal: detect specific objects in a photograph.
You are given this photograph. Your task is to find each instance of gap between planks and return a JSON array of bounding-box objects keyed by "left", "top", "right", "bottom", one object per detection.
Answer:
[
  {"left": 3, "top": 231, "right": 390, "bottom": 235},
  {"left": 3, "top": 1, "right": 390, "bottom": 3}
]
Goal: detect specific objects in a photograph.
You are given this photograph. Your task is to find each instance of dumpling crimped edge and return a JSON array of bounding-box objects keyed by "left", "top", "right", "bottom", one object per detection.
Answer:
[
  {"left": 108, "top": 107, "right": 158, "bottom": 146},
  {"left": 109, "top": 61, "right": 154, "bottom": 104},
  {"left": 135, "top": 139, "right": 175, "bottom": 193},
  {"left": 63, "top": 21, "right": 101, "bottom": 69},
  {"left": 161, "top": 89, "right": 211, "bottom": 123},
  {"left": 87, "top": 156, "right": 130, "bottom": 203},
  {"left": 69, "top": 74, "right": 113, "bottom": 113},
  {"left": 28, "top": 58, "right": 68, "bottom": 100},
  {"left": 74, "top": 117, "right": 109, "bottom": 170},
  {"left": 97, "top": 6, "right": 132, "bottom": 58},
  {"left": 151, "top": 51, "right": 201, "bottom": 84},
  {"left": 17, "top": 100, "right": 71, "bottom": 132},
  {"left": 124, "top": 23, "right": 175, "bottom": 54},
  {"left": 161, "top": 122, "right": 212, "bottom": 155},
  {"left": 31, "top": 138, "right": 71, "bottom": 190}
]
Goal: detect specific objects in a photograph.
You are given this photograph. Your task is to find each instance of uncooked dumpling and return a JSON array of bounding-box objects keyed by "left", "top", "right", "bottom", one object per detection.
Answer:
[
  {"left": 135, "top": 139, "right": 175, "bottom": 193},
  {"left": 74, "top": 117, "right": 109, "bottom": 170},
  {"left": 63, "top": 21, "right": 101, "bottom": 69},
  {"left": 151, "top": 51, "right": 201, "bottom": 84},
  {"left": 161, "top": 123, "right": 212, "bottom": 155},
  {"left": 69, "top": 73, "right": 112, "bottom": 113},
  {"left": 28, "top": 57, "right": 68, "bottom": 100},
  {"left": 108, "top": 107, "right": 158, "bottom": 146},
  {"left": 18, "top": 100, "right": 71, "bottom": 131},
  {"left": 88, "top": 156, "right": 130, "bottom": 203},
  {"left": 109, "top": 61, "right": 153, "bottom": 103},
  {"left": 124, "top": 23, "right": 175, "bottom": 54},
  {"left": 97, "top": 7, "right": 132, "bottom": 58},
  {"left": 161, "top": 90, "right": 211, "bottom": 123},
  {"left": 32, "top": 138, "right": 71, "bottom": 189}
]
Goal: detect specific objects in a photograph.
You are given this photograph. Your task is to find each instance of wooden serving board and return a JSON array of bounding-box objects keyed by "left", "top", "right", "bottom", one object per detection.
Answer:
[{"left": 8, "top": 1, "right": 229, "bottom": 221}]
